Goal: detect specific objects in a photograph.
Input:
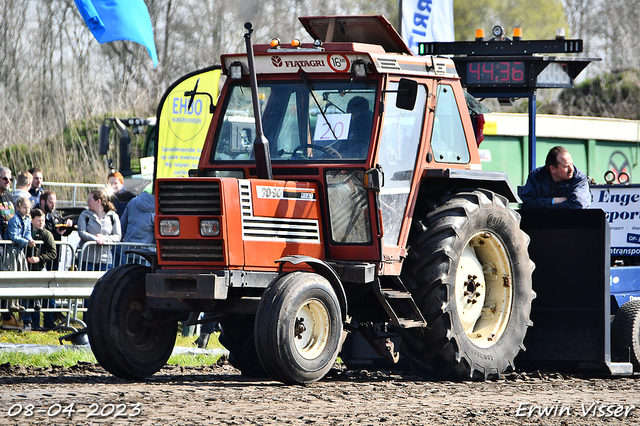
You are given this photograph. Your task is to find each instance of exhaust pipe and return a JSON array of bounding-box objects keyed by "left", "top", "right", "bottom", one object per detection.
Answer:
[{"left": 244, "top": 22, "right": 273, "bottom": 180}]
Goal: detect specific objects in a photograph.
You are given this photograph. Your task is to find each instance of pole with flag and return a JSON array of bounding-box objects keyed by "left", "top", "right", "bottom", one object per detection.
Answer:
[
  {"left": 74, "top": 0, "right": 158, "bottom": 67},
  {"left": 400, "top": 0, "right": 454, "bottom": 55}
]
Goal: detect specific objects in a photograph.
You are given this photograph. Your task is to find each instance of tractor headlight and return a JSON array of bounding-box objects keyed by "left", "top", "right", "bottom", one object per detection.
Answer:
[
  {"left": 159, "top": 219, "right": 180, "bottom": 236},
  {"left": 200, "top": 219, "right": 220, "bottom": 236}
]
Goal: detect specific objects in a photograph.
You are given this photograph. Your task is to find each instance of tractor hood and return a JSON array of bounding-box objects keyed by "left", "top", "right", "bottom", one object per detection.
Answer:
[{"left": 299, "top": 15, "right": 413, "bottom": 55}]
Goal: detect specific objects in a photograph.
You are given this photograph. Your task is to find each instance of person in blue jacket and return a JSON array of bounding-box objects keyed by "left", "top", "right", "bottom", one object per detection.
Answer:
[
  {"left": 121, "top": 191, "right": 155, "bottom": 244},
  {"left": 519, "top": 146, "right": 591, "bottom": 209},
  {"left": 116, "top": 191, "right": 155, "bottom": 266}
]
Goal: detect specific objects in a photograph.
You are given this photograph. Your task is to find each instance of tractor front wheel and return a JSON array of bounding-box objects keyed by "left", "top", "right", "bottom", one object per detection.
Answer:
[
  {"left": 87, "top": 264, "right": 177, "bottom": 379},
  {"left": 255, "top": 272, "right": 342, "bottom": 384}
]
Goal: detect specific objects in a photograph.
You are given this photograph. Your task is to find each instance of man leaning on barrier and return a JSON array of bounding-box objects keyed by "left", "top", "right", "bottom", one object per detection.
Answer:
[{"left": 519, "top": 146, "right": 591, "bottom": 209}]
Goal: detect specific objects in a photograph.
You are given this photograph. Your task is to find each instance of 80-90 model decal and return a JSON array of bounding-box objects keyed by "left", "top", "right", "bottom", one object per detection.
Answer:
[{"left": 256, "top": 185, "right": 316, "bottom": 201}]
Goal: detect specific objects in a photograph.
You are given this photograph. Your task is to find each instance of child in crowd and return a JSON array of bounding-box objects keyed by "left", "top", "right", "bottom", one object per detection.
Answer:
[{"left": 3, "top": 197, "right": 35, "bottom": 329}]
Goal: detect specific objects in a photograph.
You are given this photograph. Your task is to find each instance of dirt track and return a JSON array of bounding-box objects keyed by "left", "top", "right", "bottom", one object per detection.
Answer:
[{"left": 0, "top": 361, "right": 639, "bottom": 425}]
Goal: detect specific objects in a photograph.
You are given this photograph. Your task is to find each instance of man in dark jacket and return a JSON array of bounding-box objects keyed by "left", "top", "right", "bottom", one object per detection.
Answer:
[
  {"left": 39, "top": 190, "right": 73, "bottom": 271},
  {"left": 25, "top": 208, "right": 57, "bottom": 330},
  {"left": 519, "top": 146, "right": 591, "bottom": 209}
]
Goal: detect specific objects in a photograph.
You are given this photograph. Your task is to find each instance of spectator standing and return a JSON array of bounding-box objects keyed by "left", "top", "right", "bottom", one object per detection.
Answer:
[
  {"left": 121, "top": 191, "right": 155, "bottom": 243},
  {"left": 5, "top": 197, "right": 35, "bottom": 329},
  {"left": 108, "top": 170, "right": 135, "bottom": 218},
  {"left": 77, "top": 189, "right": 121, "bottom": 271},
  {"left": 5, "top": 197, "right": 35, "bottom": 262},
  {"left": 26, "top": 208, "right": 57, "bottom": 330},
  {"left": 28, "top": 167, "right": 44, "bottom": 202},
  {"left": 0, "top": 167, "right": 21, "bottom": 330},
  {"left": 118, "top": 191, "right": 155, "bottom": 265},
  {"left": 12, "top": 171, "right": 33, "bottom": 205},
  {"left": 0, "top": 167, "right": 15, "bottom": 241},
  {"left": 39, "top": 190, "right": 73, "bottom": 270}
]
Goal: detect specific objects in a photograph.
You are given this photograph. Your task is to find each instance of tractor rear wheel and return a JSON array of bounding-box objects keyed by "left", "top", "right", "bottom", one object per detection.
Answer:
[
  {"left": 255, "top": 272, "right": 342, "bottom": 384},
  {"left": 611, "top": 299, "right": 640, "bottom": 371},
  {"left": 400, "top": 190, "right": 535, "bottom": 380},
  {"left": 87, "top": 264, "right": 177, "bottom": 379}
]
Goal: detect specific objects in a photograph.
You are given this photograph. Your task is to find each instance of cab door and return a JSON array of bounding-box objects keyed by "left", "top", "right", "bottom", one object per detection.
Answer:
[{"left": 376, "top": 78, "right": 434, "bottom": 274}]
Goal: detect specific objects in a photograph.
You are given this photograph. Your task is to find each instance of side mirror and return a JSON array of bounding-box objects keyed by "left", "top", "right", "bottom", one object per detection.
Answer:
[
  {"left": 98, "top": 124, "right": 111, "bottom": 155},
  {"left": 396, "top": 78, "right": 418, "bottom": 111}
]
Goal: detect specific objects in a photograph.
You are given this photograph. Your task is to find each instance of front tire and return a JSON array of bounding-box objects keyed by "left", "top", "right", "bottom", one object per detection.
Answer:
[
  {"left": 255, "top": 272, "right": 342, "bottom": 384},
  {"left": 87, "top": 264, "right": 177, "bottom": 379},
  {"left": 400, "top": 190, "right": 535, "bottom": 380}
]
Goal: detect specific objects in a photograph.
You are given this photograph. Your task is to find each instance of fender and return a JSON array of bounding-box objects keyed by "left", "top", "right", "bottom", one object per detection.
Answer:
[
  {"left": 125, "top": 249, "right": 158, "bottom": 271},
  {"left": 422, "top": 168, "right": 520, "bottom": 202},
  {"left": 276, "top": 255, "right": 348, "bottom": 321}
]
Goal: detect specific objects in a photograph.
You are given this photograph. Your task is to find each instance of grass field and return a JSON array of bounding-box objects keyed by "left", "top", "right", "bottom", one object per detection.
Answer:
[{"left": 0, "top": 328, "right": 225, "bottom": 368}]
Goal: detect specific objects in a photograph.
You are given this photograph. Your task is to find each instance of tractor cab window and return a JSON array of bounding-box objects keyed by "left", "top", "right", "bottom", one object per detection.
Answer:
[
  {"left": 378, "top": 81, "right": 427, "bottom": 246},
  {"left": 211, "top": 81, "right": 376, "bottom": 163},
  {"left": 431, "top": 84, "right": 470, "bottom": 164},
  {"left": 326, "top": 169, "right": 372, "bottom": 244}
]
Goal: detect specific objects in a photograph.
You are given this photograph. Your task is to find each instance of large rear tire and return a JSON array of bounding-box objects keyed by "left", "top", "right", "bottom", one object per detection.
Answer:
[
  {"left": 255, "top": 272, "right": 342, "bottom": 384},
  {"left": 87, "top": 264, "right": 177, "bottom": 379},
  {"left": 400, "top": 190, "right": 535, "bottom": 380},
  {"left": 611, "top": 299, "right": 640, "bottom": 371}
]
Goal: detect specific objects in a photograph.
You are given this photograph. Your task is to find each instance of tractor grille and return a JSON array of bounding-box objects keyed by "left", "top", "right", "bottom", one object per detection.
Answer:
[
  {"left": 159, "top": 239, "right": 224, "bottom": 262},
  {"left": 158, "top": 180, "right": 221, "bottom": 215}
]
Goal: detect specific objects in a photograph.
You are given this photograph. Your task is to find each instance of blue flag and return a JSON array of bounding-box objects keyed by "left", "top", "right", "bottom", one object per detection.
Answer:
[{"left": 74, "top": 0, "right": 158, "bottom": 66}]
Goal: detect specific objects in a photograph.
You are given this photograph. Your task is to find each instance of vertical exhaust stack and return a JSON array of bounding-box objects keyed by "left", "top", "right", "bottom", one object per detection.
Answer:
[{"left": 244, "top": 22, "right": 273, "bottom": 180}]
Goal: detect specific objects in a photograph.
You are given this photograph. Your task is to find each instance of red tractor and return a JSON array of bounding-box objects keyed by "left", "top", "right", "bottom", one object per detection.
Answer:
[{"left": 88, "top": 16, "right": 534, "bottom": 384}]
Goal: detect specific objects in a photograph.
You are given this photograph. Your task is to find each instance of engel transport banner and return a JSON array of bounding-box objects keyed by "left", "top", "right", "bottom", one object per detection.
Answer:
[
  {"left": 156, "top": 68, "right": 221, "bottom": 178},
  {"left": 401, "top": 0, "right": 454, "bottom": 55},
  {"left": 590, "top": 185, "right": 640, "bottom": 255}
]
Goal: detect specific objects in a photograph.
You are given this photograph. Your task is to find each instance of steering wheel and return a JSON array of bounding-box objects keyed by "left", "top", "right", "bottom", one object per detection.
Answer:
[{"left": 291, "top": 144, "right": 342, "bottom": 159}]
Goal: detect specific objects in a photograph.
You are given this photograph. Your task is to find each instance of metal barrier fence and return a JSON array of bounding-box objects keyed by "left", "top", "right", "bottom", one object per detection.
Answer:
[
  {"left": 76, "top": 241, "right": 155, "bottom": 271},
  {"left": 44, "top": 181, "right": 103, "bottom": 208},
  {"left": 0, "top": 240, "right": 156, "bottom": 330}
]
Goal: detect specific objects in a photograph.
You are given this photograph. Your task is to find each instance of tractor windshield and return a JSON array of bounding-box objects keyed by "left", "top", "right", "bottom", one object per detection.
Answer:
[{"left": 211, "top": 80, "right": 377, "bottom": 162}]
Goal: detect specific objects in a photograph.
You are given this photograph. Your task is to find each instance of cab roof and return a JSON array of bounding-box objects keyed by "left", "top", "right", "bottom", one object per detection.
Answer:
[{"left": 299, "top": 15, "right": 413, "bottom": 55}]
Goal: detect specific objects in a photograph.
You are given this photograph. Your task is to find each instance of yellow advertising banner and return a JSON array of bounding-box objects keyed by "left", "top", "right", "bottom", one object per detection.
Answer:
[{"left": 156, "top": 67, "right": 221, "bottom": 178}]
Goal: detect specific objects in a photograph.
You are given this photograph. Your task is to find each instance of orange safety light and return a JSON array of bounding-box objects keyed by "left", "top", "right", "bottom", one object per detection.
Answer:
[
  {"left": 513, "top": 28, "right": 522, "bottom": 41},
  {"left": 291, "top": 39, "right": 301, "bottom": 48},
  {"left": 475, "top": 29, "right": 484, "bottom": 41},
  {"left": 270, "top": 38, "right": 280, "bottom": 48}
]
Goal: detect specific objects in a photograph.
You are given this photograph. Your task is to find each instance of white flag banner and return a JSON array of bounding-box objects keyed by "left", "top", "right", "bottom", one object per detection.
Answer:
[{"left": 401, "top": 0, "right": 454, "bottom": 55}]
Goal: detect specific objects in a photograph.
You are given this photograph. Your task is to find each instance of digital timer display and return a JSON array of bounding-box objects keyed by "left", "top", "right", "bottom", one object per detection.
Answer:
[{"left": 466, "top": 61, "right": 527, "bottom": 86}]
